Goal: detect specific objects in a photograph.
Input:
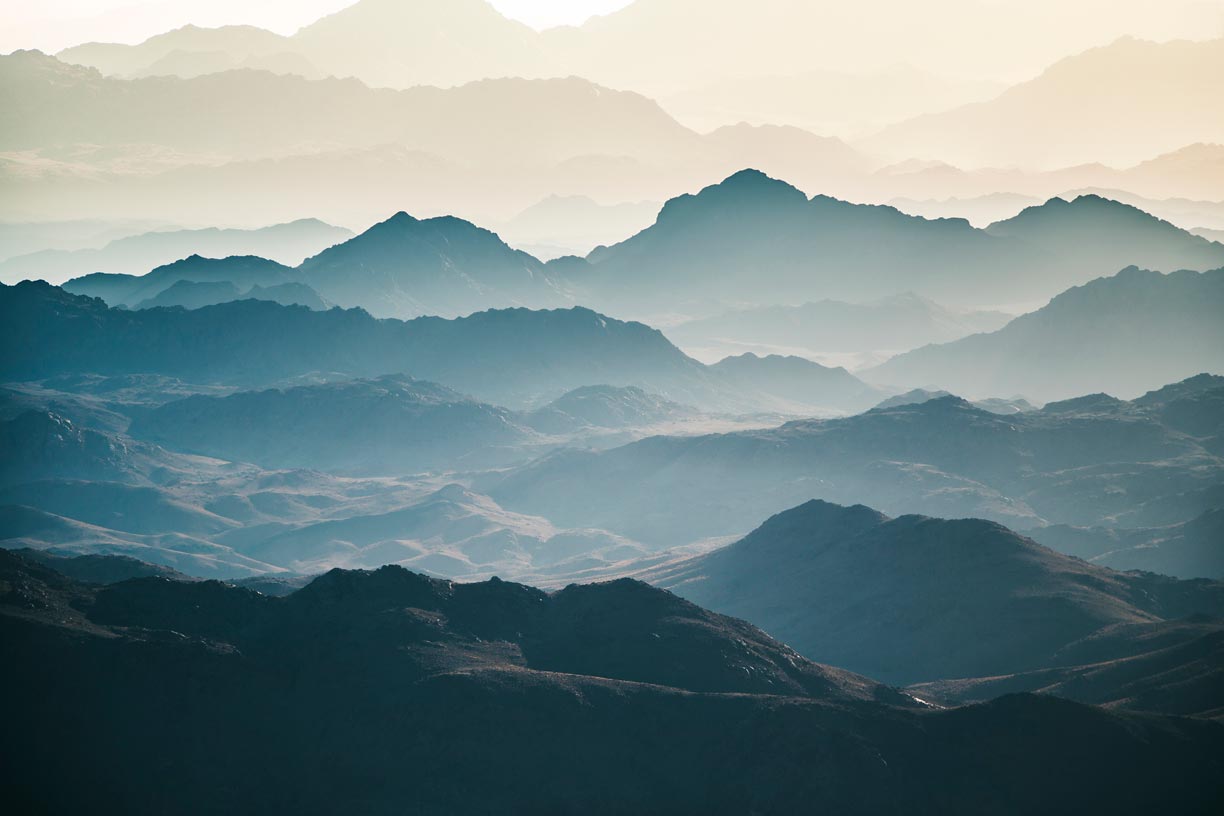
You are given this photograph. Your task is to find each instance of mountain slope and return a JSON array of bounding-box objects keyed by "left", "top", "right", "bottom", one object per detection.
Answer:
[
  {"left": 910, "top": 618, "right": 1224, "bottom": 717},
  {"left": 635, "top": 500, "right": 1224, "bottom": 685},
  {"left": 866, "top": 266, "right": 1224, "bottom": 401}
]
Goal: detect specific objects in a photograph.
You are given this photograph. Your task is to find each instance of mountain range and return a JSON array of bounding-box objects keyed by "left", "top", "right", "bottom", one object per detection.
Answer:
[
  {"left": 489, "top": 376, "right": 1224, "bottom": 550},
  {"left": 6, "top": 547, "right": 1223, "bottom": 814},
  {"left": 24, "top": 168, "right": 1223, "bottom": 332},
  {"left": 130, "top": 375, "right": 539, "bottom": 474},
  {"left": 866, "top": 266, "right": 1224, "bottom": 400},
  {"left": 666, "top": 293, "right": 1011, "bottom": 366},
  {"left": 2, "top": 280, "right": 880, "bottom": 413},
  {"left": 574, "top": 171, "right": 1224, "bottom": 312},
  {"left": 54, "top": 1, "right": 1220, "bottom": 111},
  {"left": 0, "top": 219, "right": 350, "bottom": 286},
  {"left": 1, "top": 50, "right": 876, "bottom": 228},
  {"left": 867, "top": 37, "right": 1224, "bottom": 169}
]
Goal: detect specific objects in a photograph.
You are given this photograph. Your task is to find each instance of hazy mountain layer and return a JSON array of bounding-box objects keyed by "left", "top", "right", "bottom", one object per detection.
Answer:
[
  {"left": 577, "top": 171, "right": 1224, "bottom": 312},
  {"left": 1030, "top": 509, "right": 1224, "bottom": 581},
  {"left": 866, "top": 37, "right": 1224, "bottom": 169},
  {"left": 489, "top": 381, "right": 1224, "bottom": 545},
  {"left": 132, "top": 375, "right": 540, "bottom": 474},
  {"left": 667, "top": 293, "right": 1011, "bottom": 366},
  {"left": 0, "top": 219, "right": 351, "bottom": 286},
  {"left": 866, "top": 266, "right": 1224, "bottom": 401},
  {"left": 2, "top": 281, "right": 877, "bottom": 414}
]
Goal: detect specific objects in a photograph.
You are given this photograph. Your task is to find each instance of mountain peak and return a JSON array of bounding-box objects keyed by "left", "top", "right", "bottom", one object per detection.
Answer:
[
  {"left": 652, "top": 169, "right": 808, "bottom": 226},
  {"left": 733, "top": 499, "right": 890, "bottom": 556}
]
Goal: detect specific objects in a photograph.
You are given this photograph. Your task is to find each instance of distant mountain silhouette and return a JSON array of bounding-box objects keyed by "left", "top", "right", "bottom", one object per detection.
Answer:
[
  {"left": 577, "top": 170, "right": 1224, "bottom": 311},
  {"left": 65, "top": 255, "right": 296, "bottom": 307},
  {"left": 131, "top": 280, "right": 331, "bottom": 311},
  {"left": 0, "top": 219, "right": 350, "bottom": 287},
  {"left": 4, "top": 52, "right": 891, "bottom": 230},
  {"left": 866, "top": 266, "right": 1224, "bottom": 401},
  {"left": 867, "top": 37, "right": 1224, "bottom": 168},
  {"left": 666, "top": 292, "right": 1011, "bottom": 364},
  {"left": 490, "top": 380, "right": 1224, "bottom": 544},
  {"left": 708, "top": 354, "right": 881, "bottom": 414},
  {"left": 985, "top": 194, "right": 1224, "bottom": 272},
  {"left": 2, "top": 281, "right": 878, "bottom": 413},
  {"left": 634, "top": 499, "right": 1224, "bottom": 685},
  {"left": 296, "top": 212, "right": 570, "bottom": 318},
  {"left": 661, "top": 66, "right": 1003, "bottom": 137},
  {"left": 6, "top": 548, "right": 1223, "bottom": 814},
  {"left": 496, "top": 195, "right": 661, "bottom": 259},
  {"left": 58, "top": 25, "right": 305, "bottom": 79},
  {"left": 58, "top": 212, "right": 567, "bottom": 319},
  {"left": 872, "top": 389, "right": 1036, "bottom": 415}
]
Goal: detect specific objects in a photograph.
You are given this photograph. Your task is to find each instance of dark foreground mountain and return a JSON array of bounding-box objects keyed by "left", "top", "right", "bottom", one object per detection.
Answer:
[
  {"left": 490, "top": 379, "right": 1224, "bottom": 547},
  {"left": 4, "top": 549, "right": 1222, "bottom": 815},
  {"left": 632, "top": 500, "right": 1224, "bottom": 687},
  {"left": 1, "top": 281, "right": 876, "bottom": 413},
  {"left": 12, "top": 547, "right": 190, "bottom": 584},
  {"left": 867, "top": 266, "right": 1224, "bottom": 401}
]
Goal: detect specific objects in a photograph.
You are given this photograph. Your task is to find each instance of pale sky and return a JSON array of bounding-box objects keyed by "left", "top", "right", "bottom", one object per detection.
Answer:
[{"left": 0, "top": 0, "right": 636, "bottom": 55}]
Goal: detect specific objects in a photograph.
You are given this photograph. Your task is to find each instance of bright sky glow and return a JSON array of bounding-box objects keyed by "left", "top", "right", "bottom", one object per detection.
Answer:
[{"left": 0, "top": 0, "right": 636, "bottom": 54}]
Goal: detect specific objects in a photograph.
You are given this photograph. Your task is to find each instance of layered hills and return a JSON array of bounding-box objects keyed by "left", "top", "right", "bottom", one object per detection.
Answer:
[
  {"left": 490, "top": 377, "right": 1224, "bottom": 547},
  {"left": 2, "top": 281, "right": 878, "bottom": 413}
]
